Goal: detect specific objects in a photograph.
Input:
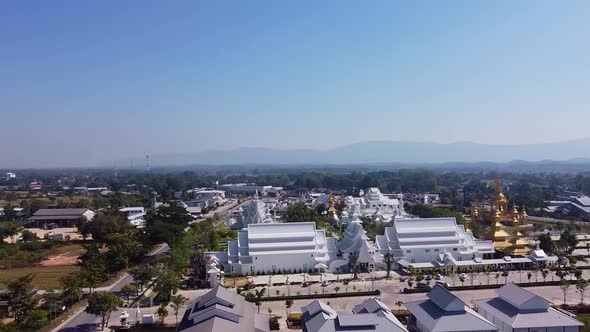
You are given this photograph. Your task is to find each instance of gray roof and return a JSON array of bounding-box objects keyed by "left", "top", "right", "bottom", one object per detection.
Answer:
[
  {"left": 496, "top": 283, "right": 549, "bottom": 309},
  {"left": 474, "top": 284, "right": 582, "bottom": 329},
  {"left": 29, "top": 208, "right": 91, "bottom": 220},
  {"left": 177, "top": 286, "right": 269, "bottom": 332},
  {"left": 426, "top": 285, "right": 466, "bottom": 312},
  {"left": 405, "top": 286, "right": 497, "bottom": 332},
  {"left": 301, "top": 299, "right": 407, "bottom": 332}
]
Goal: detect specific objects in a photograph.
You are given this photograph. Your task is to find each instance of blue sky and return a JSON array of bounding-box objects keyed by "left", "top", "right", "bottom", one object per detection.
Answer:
[{"left": 1, "top": 1, "right": 589, "bottom": 167}]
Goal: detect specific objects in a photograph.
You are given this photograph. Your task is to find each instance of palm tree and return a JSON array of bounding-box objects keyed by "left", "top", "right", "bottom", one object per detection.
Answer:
[
  {"left": 560, "top": 279, "right": 571, "bottom": 305},
  {"left": 577, "top": 278, "right": 588, "bottom": 305},
  {"left": 384, "top": 252, "right": 393, "bottom": 278},
  {"left": 285, "top": 299, "right": 294, "bottom": 314},
  {"left": 334, "top": 286, "right": 341, "bottom": 294},
  {"left": 254, "top": 289, "right": 266, "bottom": 313},
  {"left": 483, "top": 266, "right": 492, "bottom": 285},
  {"left": 348, "top": 252, "right": 360, "bottom": 280}
]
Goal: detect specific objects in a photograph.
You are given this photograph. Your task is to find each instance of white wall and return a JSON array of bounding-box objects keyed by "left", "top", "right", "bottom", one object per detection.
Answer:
[{"left": 252, "top": 253, "right": 319, "bottom": 274}]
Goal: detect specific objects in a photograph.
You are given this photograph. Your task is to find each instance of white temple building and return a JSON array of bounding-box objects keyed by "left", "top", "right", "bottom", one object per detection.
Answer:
[
  {"left": 342, "top": 188, "right": 405, "bottom": 224},
  {"left": 209, "top": 222, "right": 337, "bottom": 275},
  {"left": 330, "top": 219, "right": 383, "bottom": 272},
  {"left": 375, "top": 217, "right": 556, "bottom": 271},
  {"left": 376, "top": 217, "right": 495, "bottom": 270},
  {"left": 230, "top": 191, "right": 275, "bottom": 229}
]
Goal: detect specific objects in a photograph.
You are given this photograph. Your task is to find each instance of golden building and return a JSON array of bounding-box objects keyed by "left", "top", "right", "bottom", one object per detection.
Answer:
[
  {"left": 504, "top": 231, "right": 531, "bottom": 256},
  {"left": 487, "top": 211, "right": 511, "bottom": 251},
  {"left": 471, "top": 179, "right": 529, "bottom": 226},
  {"left": 475, "top": 179, "right": 532, "bottom": 255}
]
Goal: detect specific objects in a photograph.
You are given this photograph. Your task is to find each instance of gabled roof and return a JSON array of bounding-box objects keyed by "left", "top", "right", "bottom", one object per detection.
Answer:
[
  {"left": 301, "top": 300, "right": 407, "bottom": 332},
  {"left": 29, "top": 208, "right": 92, "bottom": 220},
  {"left": 405, "top": 286, "right": 497, "bottom": 332},
  {"left": 427, "top": 285, "right": 466, "bottom": 312},
  {"left": 496, "top": 283, "right": 549, "bottom": 309},
  {"left": 474, "top": 284, "right": 582, "bottom": 329},
  {"left": 178, "top": 286, "right": 269, "bottom": 332},
  {"left": 303, "top": 300, "right": 338, "bottom": 319},
  {"left": 352, "top": 298, "right": 390, "bottom": 315}
]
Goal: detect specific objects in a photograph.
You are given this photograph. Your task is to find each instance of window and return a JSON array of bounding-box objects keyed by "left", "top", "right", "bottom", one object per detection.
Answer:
[
  {"left": 425, "top": 249, "right": 430, "bottom": 253},
  {"left": 453, "top": 248, "right": 458, "bottom": 251},
  {"left": 406, "top": 250, "right": 412, "bottom": 253},
  {"left": 434, "top": 249, "right": 439, "bottom": 252}
]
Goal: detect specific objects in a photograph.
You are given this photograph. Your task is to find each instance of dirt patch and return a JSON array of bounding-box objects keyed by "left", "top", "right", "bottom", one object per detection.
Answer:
[{"left": 40, "top": 253, "right": 79, "bottom": 267}]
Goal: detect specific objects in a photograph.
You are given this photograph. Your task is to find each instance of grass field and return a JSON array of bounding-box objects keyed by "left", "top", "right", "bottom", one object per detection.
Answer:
[{"left": 0, "top": 265, "right": 80, "bottom": 289}]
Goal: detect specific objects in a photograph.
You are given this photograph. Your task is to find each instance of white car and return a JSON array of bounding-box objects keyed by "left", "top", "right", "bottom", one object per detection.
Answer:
[{"left": 458, "top": 273, "right": 469, "bottom": 279}]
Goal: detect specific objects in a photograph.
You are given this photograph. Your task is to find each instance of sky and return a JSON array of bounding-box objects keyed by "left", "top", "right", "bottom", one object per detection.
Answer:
[{"left": 1, "top": 1, "right": 590, "bottom": 168}]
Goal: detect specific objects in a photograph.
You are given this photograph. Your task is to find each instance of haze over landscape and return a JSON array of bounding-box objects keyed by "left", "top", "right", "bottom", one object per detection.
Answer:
[{"left": 2, "top": 1, "right": 590, "bottom": 168}]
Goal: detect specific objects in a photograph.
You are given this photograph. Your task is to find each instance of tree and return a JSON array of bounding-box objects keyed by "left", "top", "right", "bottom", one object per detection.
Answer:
[
  {"left": 120, "top": 284, "right": 138, "bottom": 304},
  {"left": 6, "top": 274, "right": 35, "bottom": 323},
  {"left": 83, "top": 213, "right": 133, "bottom": 243},
  {"left": 285, "top": 202, "right": 314, "bottom": 222},
  {"left": 384, "top": 252, "right": 393, "bottom": 278},
  {"left": 577, "top": 278, "right": 588, "bottom": 305},
  {"left": 285, "top": 298, "right": 294, "bottom": 314},
  {"left": 247, "top": 289, "right": 266, "bottom": 314},
  {"left": 145, "top": 205, "right": 192, "bottom": 248},
  {"left": 153, "top": 267, "right": 181, "bottom": 301},
  {"left": 104, "top": 233, "right": 144, "bottom": 270},
  {"left": 170, "top": 294, "right": 188, "bottom": 326},
  {"left": 483, "top": 266, "right": 492, "bottom": 285},
  {"left": 18, "top": 309, "right": 49, "bottom": 331},
  {"left": 333, "top": 286, "right": 341, "bottom": 294},
  {"left": 560, "top": 280, "right": 571, "bottom": 305},
  {"left": 467, "top": 267, "right": 476, "bottom": 286},
  {"left": 0, "top": 221, "right": 23, "bottom": 243},
  {"left": 557, "top": 229, "right": 578, "bottom": 255},
  {"left": 86, "top": 291, "right": 122, "bottom": 330},
  {"left": 542, "top": 269, "right": 549, "bottom": 282},
  {"left": 78, "top": 244, "right": 107, "bottom": 293},
  {"left": 42, "top": 290, "right": 63, "bottom": 321},
  {"left": 20, "top": 230, "right": 36, "bottom": 242},
  {"left": 129, "top": 265, "right": 156, "bottom": 291},
  {"left": 348, "top": 252, "right": 360, "bottom": 280},
  {"left": 538, "top": 233, "right": 556, "bottom": 255},
  {"left": 156, "top": 304, "right": 169, "bottom": 325},
  {"left": 59, "top": 272, "right": 84, "bottom": 307}
]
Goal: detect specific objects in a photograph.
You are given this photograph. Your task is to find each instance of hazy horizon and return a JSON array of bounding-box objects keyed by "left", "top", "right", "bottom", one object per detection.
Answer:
[{"left": 2, "top": 1, "right": 590, "bottom": 167}]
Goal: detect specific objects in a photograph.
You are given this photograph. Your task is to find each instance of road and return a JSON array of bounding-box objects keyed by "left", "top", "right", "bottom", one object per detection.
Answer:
[{"left": 54, "top": 245, "right": 170, "bottom": 332}]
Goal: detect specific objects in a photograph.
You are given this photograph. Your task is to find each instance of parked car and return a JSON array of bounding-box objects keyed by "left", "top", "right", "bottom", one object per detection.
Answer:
[
  {"left": 435, "top": 280, "right": 448, "bottom": 287},
  {"left": 435, "top": 274, "right": 443, "bottom": 280},
  {"left": 458, "top": 273, "right": 469, "bottom": 279}
]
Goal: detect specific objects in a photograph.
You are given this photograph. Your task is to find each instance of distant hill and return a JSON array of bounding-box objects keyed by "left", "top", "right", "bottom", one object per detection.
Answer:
[{"left": 145, "top": 138, "right": 590, "bottom": 166}]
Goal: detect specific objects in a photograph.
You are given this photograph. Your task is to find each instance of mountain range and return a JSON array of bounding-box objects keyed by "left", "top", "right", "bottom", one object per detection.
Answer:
[{"left": 145, "top": 138, "right": 590, "bottom": 166}]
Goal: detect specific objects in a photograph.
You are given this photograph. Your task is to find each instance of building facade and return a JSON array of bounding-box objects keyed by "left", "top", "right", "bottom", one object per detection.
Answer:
[
  {"left": 209, "top": 222, "right": 336, "bottom": 275},
  {"left": 474, "top": 284, "right": 582, "bottom": 332}
]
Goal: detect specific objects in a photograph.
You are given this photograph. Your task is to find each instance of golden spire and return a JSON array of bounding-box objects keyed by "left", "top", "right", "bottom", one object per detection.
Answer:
[
  {"left": 327, "top": 193, "right": 337, "bottom": 213},
  {"left": 512, "top": 200, "right": 518, "bottom": 214}
]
